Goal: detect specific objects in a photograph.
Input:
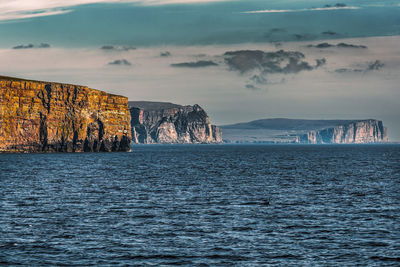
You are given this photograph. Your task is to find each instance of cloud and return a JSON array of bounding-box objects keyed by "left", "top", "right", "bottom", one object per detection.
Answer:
[
  {"left": 250, "top": 74, "right": 267, "bottom": 85},
  {"left": 307, "top": 43, "right": 367, "bottom": 49},
  {"left": 315, "top": 58, "right": 327, "bottom": 67},
  {"left": 322, "top": 31, "right": 338, "bottom": 36},
  {"left": 13, "top": 43, "right": 51, "bottom": 49},
  {"left": 108, "top": 59, "right": 132, "bottom": 65},
  {"left": 0, "top": 0, "right": 231, "bottom": 21},
  {"left": 224, "top": 50, "right": 323, "bottom": 74},
  {"left": 101, "top": 45, "right": 136, "bottom": 51},
  {"left": 242, "top": 5, "right": 360, "bottom": 14},
  {"left": 324, "top": 3, "right": 347, "bottom": 8},
  {"left": 245, "top": 84, "right": 260, "bottom": 91},
  {"left": 171, "top": 60, "right": 218, "bottom": 68},
  {"left": 337, "top": 43, "right": 367, "bottom": 49},
  {"left": 160, "top": 51, "right": 171, "bottom": 57},
  {"left": 367, "top": 60, "right": 384, "bottom": 70},
  {"left": 224, "top": 50, "right": 326, "bottom": 90},
  {"left": 335, "top": 60, "right": 384, "bottom": 73}
]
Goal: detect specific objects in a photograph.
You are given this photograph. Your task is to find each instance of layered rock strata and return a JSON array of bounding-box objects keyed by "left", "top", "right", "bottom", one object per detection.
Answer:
[
  {"left": 298, "top": 119, "right": 388, "bottom": 144},
  {"left": 0, "top": 76, "right": 131, "bottom": 152},
  {"left": 221, "top": 118, "right": 388, "bottom": 144},
  {"left": 129, "top": 101, "right": 222, "bottom": 144}
]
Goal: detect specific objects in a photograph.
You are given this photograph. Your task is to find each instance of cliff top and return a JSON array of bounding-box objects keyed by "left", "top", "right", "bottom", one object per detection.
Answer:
[
  {"left": 222, "top": 118, "right": 380, "bottom": 131},
  {"left": 128, "top": 101, "right": 184, "bottom": 111},
  {"left": 0, "top": 75, "right": 126, "bottom": 99}
]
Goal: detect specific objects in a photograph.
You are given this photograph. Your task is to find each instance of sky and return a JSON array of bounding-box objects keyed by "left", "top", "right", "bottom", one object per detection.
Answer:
[{"left": 0, "top": 0, "right": 399, "bottom": 140}]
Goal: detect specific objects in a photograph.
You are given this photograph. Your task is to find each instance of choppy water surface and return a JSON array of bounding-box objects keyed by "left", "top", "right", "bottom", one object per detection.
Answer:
[{"left": 1, "top": 145, "right": 399, "bottom": 266}]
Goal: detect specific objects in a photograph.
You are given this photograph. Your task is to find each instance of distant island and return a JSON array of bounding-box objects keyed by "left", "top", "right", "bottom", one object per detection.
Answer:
[{"left": 221, "top": 118, "right": 388, "bottom": 144}]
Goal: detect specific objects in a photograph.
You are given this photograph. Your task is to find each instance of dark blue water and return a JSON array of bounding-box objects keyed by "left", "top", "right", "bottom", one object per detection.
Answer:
[{"left": 1, "top": 145, "right": 399, "bottom": 266}]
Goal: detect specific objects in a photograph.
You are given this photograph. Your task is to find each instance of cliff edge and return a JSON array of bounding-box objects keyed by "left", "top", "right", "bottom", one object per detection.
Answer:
[
  {"left": 221, "top": 118, "right": 388, "bottom": 144},
  {"left": 129, "top": 101, "right": 222, "bottom": 144},
  {"left": 0, "top": 76, "right": 131, "bottom": 152},
  {"left": 298, "top": 119, "right": 388, "bottom": 144}
]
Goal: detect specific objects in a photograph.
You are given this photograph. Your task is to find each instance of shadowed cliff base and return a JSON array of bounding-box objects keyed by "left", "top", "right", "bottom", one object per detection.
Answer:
[
  {"left": 129, "top": 101, "right": 222, "bottom": 144},
  {"left": 0, "top": 76, "right": 132, "bottom": 153},
  {"left": 221, "top": 118, "right": 388, "bottom": 144}
]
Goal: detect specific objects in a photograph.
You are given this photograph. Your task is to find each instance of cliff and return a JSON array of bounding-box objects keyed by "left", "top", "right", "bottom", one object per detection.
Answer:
[
  {"left": 0, "top": 75, "right": 131, "bottom": 152},
  {"left": 221, "top": 118, "right": 388, "bottom": 144},
  {"left": 298, "top": 119, "right": 388, "bottom": 144},
  {"left": 129, "top": 101, "right": 222, "bottom": 144}
]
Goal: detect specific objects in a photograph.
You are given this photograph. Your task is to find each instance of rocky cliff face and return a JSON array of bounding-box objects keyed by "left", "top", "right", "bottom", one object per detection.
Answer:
[
  {"left": 298, "top": 119, "right": 388, "bottom": 144},
  {"left": 129, "top": 102, "right": 222, "bottom": 144},
  {"left": 0, "top": 76, "right": 131, "bottom": 152}
]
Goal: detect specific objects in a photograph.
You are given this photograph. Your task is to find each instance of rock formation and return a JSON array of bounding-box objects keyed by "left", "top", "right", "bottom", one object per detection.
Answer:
[
  {"left": 221, "top": 118, "right": 388, "bottom": 144},
  {"left": 129, "top": 101, "right": 222, "bottom": 144},
  {"left": 0, "top": 76, "right": 131, "bottom": 152},
  {"left": 298, "top": 119, "right": 388, "bottom": 144}
]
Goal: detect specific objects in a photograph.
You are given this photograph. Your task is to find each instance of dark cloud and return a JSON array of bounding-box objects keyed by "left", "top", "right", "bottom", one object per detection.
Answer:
[
  {"left": 324, "top": 3, "right": 347, "bottom": 8},
  {"left": 13, "top": 43, "right": 50, "bottom": 49},
  {"left": 245, "top": 84, "right": 260, "bottom": 90},
  {"left": 171, "top": 60, "right": 218, "bottom": 68},
  {"left": 337, "top": 43, "right": 367, "bottom": 49},
  {"left": 13, "top": 44, "right": 34, "bottom": 49},
  {"left": 308, "top": 43, "right": 367, "bottom": 49},
  {"left": 101, "top": 45, "right": 115, "bottom": 50},
  {"left": 224, "top": 50, "right": 325, "bottom": 91},
  {"left": 108, "top": 59, "right": 132, "bottom": 66},
  {"left": 335, "top": 68, "right": 362, "bottom": 73},
  {"left": 367, "top": 60, "right": 384, "bottom": 70},
  {"left": 224, "top": 50, "right": 324, "bottom": 74},
  {"left": 250, "top": 75, "right": 268, "bottom": 85},
  {"left": 322, "top": 31, "right": 338, "bottom": 35},
  {"left": 160, "top": 51, "right": 171, "bottom": 57},
  {"left": 309, "top": 43, "right": 334, "bottom": 49},
  {"left": 335, "top": 60, "right": 384, "bottom": 73},
  {"left": 38, "top": 43, "right": 50, "bottom": 48},
  {"left": 101, "top": 45, "right": 136, "bottom": 51},
  {"left": 316, "top": 58, "right": 327, "bottom": 68}
]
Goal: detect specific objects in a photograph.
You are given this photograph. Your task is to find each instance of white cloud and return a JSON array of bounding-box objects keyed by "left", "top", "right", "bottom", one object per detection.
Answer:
[
  {"left": 243, "top": 6, "right": 360, "bottom": 14},
  {"left": 0, "top": 0, "right": 232, "bottom": 21}
]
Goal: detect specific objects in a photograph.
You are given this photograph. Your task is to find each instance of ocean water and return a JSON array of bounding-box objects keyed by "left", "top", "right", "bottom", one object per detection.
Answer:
[{"left": 1, "top": 145, "right": 399, "bottom": 266}]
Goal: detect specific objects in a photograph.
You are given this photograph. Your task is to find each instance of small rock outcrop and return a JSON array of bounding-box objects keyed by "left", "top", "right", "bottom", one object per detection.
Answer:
[
  {"left": 298, "top": 119, "right": 388, "bottom": 144},
  {"left": 129, "top": 101, "right": 222, "bottom": 144},
  {"left": 0, "top": 76, "right": 131, "bottom": 152}
]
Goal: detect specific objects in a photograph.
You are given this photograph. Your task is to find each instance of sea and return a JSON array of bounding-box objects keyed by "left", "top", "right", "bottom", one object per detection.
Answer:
[{"left": 1, "top": 145, "right": 399, "bottom": 266}]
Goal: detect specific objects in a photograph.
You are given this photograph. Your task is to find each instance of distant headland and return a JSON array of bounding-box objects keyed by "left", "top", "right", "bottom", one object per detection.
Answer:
[{"left": 221, "top": 118, "right": 388, "bottom": 144}]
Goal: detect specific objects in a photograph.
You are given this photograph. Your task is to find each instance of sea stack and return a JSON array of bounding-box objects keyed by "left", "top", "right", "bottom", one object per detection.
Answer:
[{"left": 0, "top": 76, "right": 132, "bottom": 152}]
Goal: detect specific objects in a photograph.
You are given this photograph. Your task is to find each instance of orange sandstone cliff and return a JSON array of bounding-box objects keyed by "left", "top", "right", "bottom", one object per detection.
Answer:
[{"left": 0, "top": 76, "right": 131, "bottom": 152}]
